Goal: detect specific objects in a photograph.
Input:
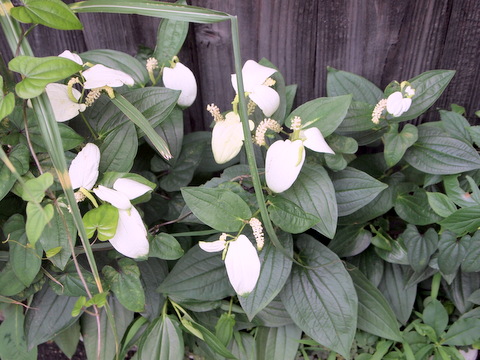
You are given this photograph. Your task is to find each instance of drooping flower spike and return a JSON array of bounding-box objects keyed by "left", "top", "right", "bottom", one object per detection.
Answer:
[
  {"left": 231, "top": 60, "right": 280, "bottom": 117},
  {"left": 372, "top": 81, "right": 416, "bottom": 123},
  {"left": 199, "top": 233, "right": 261, "bottom": 296},
  {"left": 265, "top": 116, "right": 334, "bottom": 193},
  {"left": 68, "top": 143, "right": 100, "bottom": 191},
  {"left": 45, "top": 83, "right": 86, "bottom": 122},
  {"left": 93, "top": 178, "right": 153, "bottom": 259},
  {"left": 209, "top": 105, "right": 255, "bottom": 164},
  {"left": 162, "top": 58, "right": 197, "bottom": 107}
]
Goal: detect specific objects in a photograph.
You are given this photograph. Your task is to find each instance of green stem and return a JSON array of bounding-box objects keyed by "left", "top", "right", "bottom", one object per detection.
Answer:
[
  {"left": 229, "top": 16, "right": 292, "bottom": 261},
  {"left": 327, "top": 351, "right": 337, "bottom": 360},
  {"left": 430, "top": 272, "right": 442, "bottom": 300}
]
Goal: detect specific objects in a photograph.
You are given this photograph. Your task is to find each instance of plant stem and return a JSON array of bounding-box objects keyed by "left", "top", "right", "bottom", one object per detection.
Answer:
[
  {"left": 229, "top": 16, "right": 285, "bottom": 255},
  {"left": 430, "top": 272, "right": 442, "bottom": 300}
]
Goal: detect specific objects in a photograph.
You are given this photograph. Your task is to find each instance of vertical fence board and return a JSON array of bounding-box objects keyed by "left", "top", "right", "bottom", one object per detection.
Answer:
[{"left": 0, "top": 0, "right": 479, "bottom": 129}]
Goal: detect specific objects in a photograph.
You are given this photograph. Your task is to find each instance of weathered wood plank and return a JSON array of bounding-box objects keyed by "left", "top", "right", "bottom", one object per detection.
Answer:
[{"left": 0, "top": 0, "right": 479, "bottom": 129}]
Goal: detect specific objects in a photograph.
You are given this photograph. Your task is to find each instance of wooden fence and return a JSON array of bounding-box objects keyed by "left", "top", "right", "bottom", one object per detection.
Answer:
[{"left": 1, "top": 0, "right": 479, "bottom": 131}]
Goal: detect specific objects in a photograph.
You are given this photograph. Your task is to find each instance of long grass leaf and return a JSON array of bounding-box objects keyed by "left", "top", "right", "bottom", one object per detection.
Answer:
[
  {"left": 70, "top": 0, "right": 230, "bottom": 23},
  {"left": 111, "top": 93, "right": 172, "bottom": 160}
]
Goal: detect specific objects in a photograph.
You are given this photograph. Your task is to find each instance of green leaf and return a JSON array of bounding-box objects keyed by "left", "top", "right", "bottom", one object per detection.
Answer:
[
  {"left": 0, "top": 144, "right": 30, "bottom": 202},
  {"left": 423, "top": 299, "right": 449, "bottom": 337},
  {"left": 25, "top": 202, "right": 54, "bottom": 246},
  {"left": 443, "top": 174, "right": 477, "bottom": 208},
  {"left": 427, "top": 192, "right": 457, "bottom": 218},
  {"left": 445, "top": 271, "right": 480, "bottom": 314},
  {"left": 255, "top": 324, "right": 302, "bottom": 360},
  {"left": 81, "top": 296, "right": 133, "bottom": 360},
  {"left": 50, "top": 263, "right": 97, "bottom": 297},
  {"left": 187, "top": 320, "right": 237, "bottom": 359},
  {"left": 239, "top": 232, "right": 293, "bottom": 320},
  {"left": 215, "top": 313, "right": 235, "bottom": 346},
  {"left": 70, "top": 0, "right": 230, "bottom": 23},
  {"left": 438, "top": 231, "right": 468, "bottom": 275},
  {"left": 443, "top": 318, "right": 480, "bottom": 346},
  {"left": 378, "top": 263, "right": 416, "bottom": 325},
  {"left": 326, "top": 67, "right": 383, "bottom": 105},
  {"left": 462, "top": 231, "right": 480, "bottom": 272},
  {"left": 268, "top": 196, "right": 320, "bottom": 234},
  {"left": 8, "top": 56, "right": 83, "bottom": 99},
  {"left": 52, "top": 321, "right": 81, "bottom": 359},
  {"left": 158, "top": 244, "right": 235, "bottom": 301},
  {"left": 102, "top": 259, "right": 145, "bottom": 312},
  {"left": 181, "top": 187, "right": 252, "bottom": 232},
  {"left": 404, "top": 125, "right": 480, "bottom": 175},
  {"left": 20, "top": 172, "right": 53, "bottom": 203},
  {"left": 394, "top": 189, "right": 443, "bottom": 226},
  {"left": 349, "top": 267, "right": 402, "bottom": 342},
  {"left": 285, "top": 95, "right": 352, "bottom": 136},
  {"left": 99, "top": 122, "right": 138, "bottom": 172},
  {"left": 24, "top": 284, "right": 81, "bottom": 349},
  {"left": 159, "top": 132, "right": 206, "bottom": 192},
  {"left": 283, "top": 164, "right": 337, "bottom": 239},
  {"left": 39, "top": 205, "right": 76, "bottom": 270},
  {"left": 0, "top": 92, "right": 15, "bottom": 121},
  {"left": 81, "top": 49, "right": 148, "bottom": 86},
  {"left": 0, "top": 304, "right": 37, "bottom": 360},
  {"left": 154, "top": 4, "right": 189, "bottom": 68},
  {"left": 5, "top": 214, "right": 42, "bottom": 287},
  {"left": 10, "top": 0, "right": 82, "bottom": 30},
  {"left": 82, "top": 204, "right": 119, "bottom": 241},
  {"left": 332, "top": 167, "right": 388, "bottom": 216},
  {"left": 401, "top": 225, "right": 438, "bottom": 273},
  {"left": 149, "top": 233, "right": 184, "bottom": 260},
  {"left": 152, "top": 107, "right": 184, "bottom": 167},
  {"left": 383, "top": 124, "right": 418, "bottom": 167},
  {"left": 138, "top": 259, "right": 168, "bottom": 321},
  {"left": 439, "top": 205, "right": 480, "bottom": 235},
  {"left": 138, "top": 315, "right": 184, "bottom": 360},
  {"left": 328, "top": 226, "right": 371, "bottom": 258},
  {"left": 0, "top": 263, "right": 27, "bottom": 297},
  {"left": 392, "top": 70, "right": 456, "bottom": 123},
  {"left": 280, "top": 235, "right": 357, "bottom": 358},
  {"left": 439, "top": 110, "right": 472, "bottom": 144}
]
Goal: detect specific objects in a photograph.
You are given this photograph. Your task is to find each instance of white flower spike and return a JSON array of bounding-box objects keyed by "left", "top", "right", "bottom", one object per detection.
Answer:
[
  {"left": 68, "top": 143, "right": 100, "bottom": 190},
  {"left": 199, "top": 234, "right": 261, "bottom": 296},
  {"left": 163, "top": 62, "right": 197, "bottom": 107},
  {"left": 265, "top": 118, "right": 334, "bottom": 193},
  {"left": 93, "top": 178, "right": 152, "bottom": 259},
  {"left": 231, "top": 60, "right": 280, "bottom": 117},
  {"left": 225, "top": 235, "right": 261, "bottom": 296},
  {"left": 265, "top": 139, "right": 305, "bottom": 193},
  {"left": 45, "top": 83, "right": 86, "bottom": 122},
  {"left": 82, "top": 64, "right": 135, "bottom": 89},
  {"left": 211, "top": 112, "right": 254, "bottom": 164}
]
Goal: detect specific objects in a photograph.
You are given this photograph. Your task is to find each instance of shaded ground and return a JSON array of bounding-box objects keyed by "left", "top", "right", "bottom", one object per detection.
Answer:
[{"left": 38, "top": 342, "right": 136, "bottom": 359}]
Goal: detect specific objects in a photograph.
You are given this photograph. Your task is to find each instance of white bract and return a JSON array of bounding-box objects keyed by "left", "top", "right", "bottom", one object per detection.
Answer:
[
  {"left": 386, "top": 91, "right": 412, "bottom": 117},
  {"left": 163, "top": 62, "right": 197, "bottom": 107},
  {"left": 231, "top": 60, "right": 280, "bottom": 117},
  {"left": 68, "top": 143, "right": 100, "bottom": 190},
  {"left": 265, "top": 127, "right": 334, "bottom": 193},
  {"left": 93, "top": 178, "right": 152, "bottom": 259},
  {"left": 45, "top": 83, "right": 86, "bottom": 122},
  {"left": 211, "top": 112, "right": 254, "bottom": 164},
  {"left": 82, "top": 64, "right": 135, "bottom": 89},
  {"left": 199, "top": 234, "right": 261, "bottom": 296},
  {"left": 58, "top": 50, "right": 83, "bottom": 65}
]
